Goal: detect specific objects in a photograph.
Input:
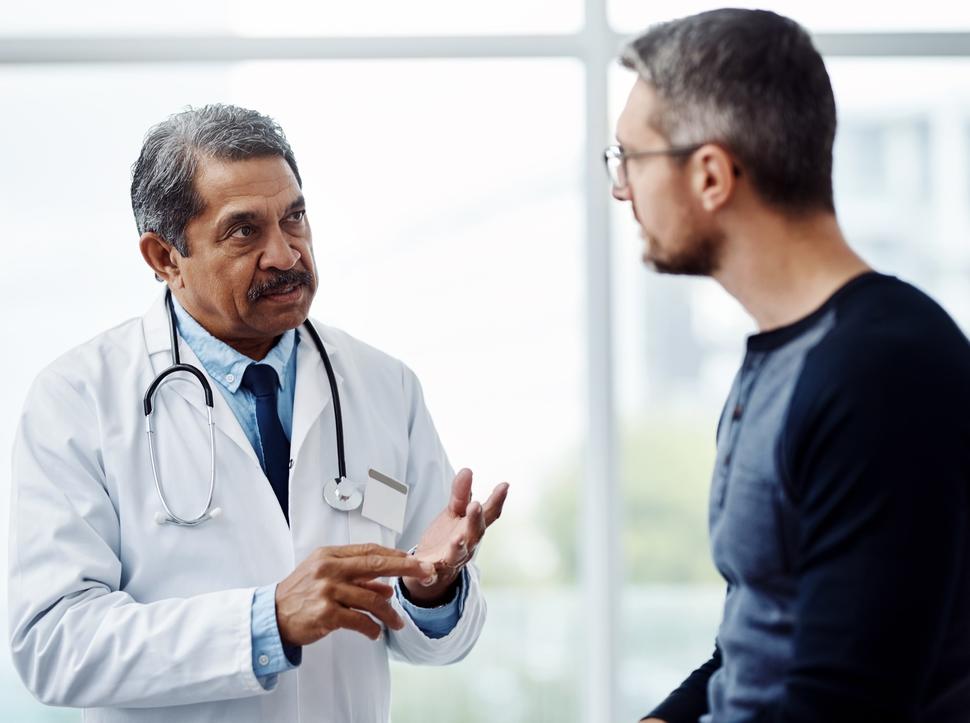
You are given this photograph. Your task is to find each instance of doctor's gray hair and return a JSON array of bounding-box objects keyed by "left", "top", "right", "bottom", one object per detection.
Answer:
[
  {"left": 620, "top": 8, "right": 836, "bottom": 213},
  {"left": 130, "top": 104, "right": 302, "bottom": 256}
]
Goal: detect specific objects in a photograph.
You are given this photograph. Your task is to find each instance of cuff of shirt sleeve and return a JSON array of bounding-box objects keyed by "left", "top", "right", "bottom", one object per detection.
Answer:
[
  {"left": 251, "top": 584, "right": 302, "bottom": 689},
  {"left": 395, "top": 567, "right": 468, "bottom": 639}
]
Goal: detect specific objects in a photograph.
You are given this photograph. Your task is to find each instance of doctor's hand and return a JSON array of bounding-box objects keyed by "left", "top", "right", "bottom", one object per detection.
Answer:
[
  {"left": 275, "top": 543, "right": 437, "bottom": 646},
  {"left": 401, "top": 468, "right": 509, "bottom": 606}
]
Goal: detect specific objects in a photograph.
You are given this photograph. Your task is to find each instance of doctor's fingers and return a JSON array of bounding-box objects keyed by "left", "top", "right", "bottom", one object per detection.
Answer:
[
  {"left": 482, "top": 482, "right": 509, "bottom": 527},
  {"left": 328, "top": 606, "right": 385, "bottom": 641},
  {"left": 329, "top": 582, "right": 405, "bottom": 632},
  {"left": 448, "top": 468, "right": 474, "bottom": 516},
  {"left": 481, "top": 482, "right": 510, "bottom": 527},
  {"left": 352, "top": 579, "right": 396, "bottom": 598},
  {"left": 325, "top": 542, "right": 409, "bottom": 559},
  {"left": 327, "top": 553, "right": 435, "bottom": 582},
  {"left": 312, "top": 543, "right": 434, "bottom": 579}
]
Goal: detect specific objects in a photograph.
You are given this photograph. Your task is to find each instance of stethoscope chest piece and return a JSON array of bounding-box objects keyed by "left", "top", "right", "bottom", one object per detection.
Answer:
[{"left": 323, "top": 477, "right": 363, "bottom": 511}]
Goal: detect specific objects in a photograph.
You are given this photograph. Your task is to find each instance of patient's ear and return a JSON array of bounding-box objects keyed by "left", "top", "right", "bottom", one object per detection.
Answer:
[{"left": 689, "top": 144, "right": 737, "bottom": 213}]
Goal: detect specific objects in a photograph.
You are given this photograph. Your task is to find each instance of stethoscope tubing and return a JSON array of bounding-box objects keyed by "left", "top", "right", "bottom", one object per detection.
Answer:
[
  {"left": 298, "top": 318, "right": 347, "bottom": 480},
  {"left": 147, "top": 395, "right": 218, "bottom": 526},
  {"left": 143, "top": 288, "right": 346, "bottom": 526}
]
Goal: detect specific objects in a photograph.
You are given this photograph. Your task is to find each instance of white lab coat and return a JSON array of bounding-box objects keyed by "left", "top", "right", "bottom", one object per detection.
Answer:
[{"left": 8, "top": 292, "right": 486, "bottom": 722}]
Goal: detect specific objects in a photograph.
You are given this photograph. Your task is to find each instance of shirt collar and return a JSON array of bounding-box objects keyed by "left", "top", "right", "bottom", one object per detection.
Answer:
[{"left": 170, "top": 295, "right": 297, "bottom": 394}]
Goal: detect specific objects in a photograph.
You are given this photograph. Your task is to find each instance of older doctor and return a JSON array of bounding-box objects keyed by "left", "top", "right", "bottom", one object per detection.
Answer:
[{"left": 8, "top": 104, "right": 508, "bottom": 723}]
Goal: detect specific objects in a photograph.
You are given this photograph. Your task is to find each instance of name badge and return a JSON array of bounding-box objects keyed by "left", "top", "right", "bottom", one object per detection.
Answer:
[{"left": 362, "top": 469, "right": 409, "bottom": 533}]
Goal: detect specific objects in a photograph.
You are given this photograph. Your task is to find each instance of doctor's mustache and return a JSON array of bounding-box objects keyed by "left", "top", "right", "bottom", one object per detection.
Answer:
[{"left": 248, "top": 269, "right": 315, "bottom": 302}]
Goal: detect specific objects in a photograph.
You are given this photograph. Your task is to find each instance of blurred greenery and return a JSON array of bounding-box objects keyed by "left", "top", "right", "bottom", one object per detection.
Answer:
[
  {"left": 474, "top": 411, "right": 721, "bottom": 587},
  {"left": 540, "top": 413, "right": 720, "bottom": 585},
  {"left": 619, "top": 413, "right": 721, "bottom": 583},
  {"left": 392, "top": 589, "right": 584, "bottom": 723}
]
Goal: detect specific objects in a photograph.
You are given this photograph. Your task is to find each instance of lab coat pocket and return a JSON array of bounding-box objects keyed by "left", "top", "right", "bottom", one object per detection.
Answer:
[{"left": 347, "top": 510, "right": 396, "bottom": 549}]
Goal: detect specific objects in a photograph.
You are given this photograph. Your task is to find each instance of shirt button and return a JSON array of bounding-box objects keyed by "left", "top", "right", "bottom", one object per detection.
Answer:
[
  {"left": 258, "top": 654, "right": 270, "bottom": 667},
  {"left": 225, "top": 373, "right": 235, "bottom": 383}
]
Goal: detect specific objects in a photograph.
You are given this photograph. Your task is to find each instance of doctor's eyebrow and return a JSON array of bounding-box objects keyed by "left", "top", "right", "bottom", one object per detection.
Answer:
[
  {"left": 216, "top": 195, "right": 306, "bottom": 232},
  {"left": 217, "top": 210, "right": 259, "bottom": 232},
  {"left": 284, "top": 195, "right": 306, "bottom": 215}
]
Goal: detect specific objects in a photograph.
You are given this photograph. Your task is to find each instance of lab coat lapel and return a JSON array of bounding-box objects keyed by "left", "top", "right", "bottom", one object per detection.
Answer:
[
  {"left": 141, "top": 292, "right": 261, "bottom": 470},
  {"left": 291, "top": 323, "right": 343, "bottom": 469}
]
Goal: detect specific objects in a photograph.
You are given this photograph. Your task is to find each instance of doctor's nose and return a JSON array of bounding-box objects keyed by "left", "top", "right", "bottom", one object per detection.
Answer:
[{"left": 260, "top": 228, "right": 301, "bottom": 271}]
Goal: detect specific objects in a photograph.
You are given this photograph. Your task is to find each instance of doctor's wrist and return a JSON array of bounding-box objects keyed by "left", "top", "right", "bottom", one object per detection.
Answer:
[{"left": 399, "top": 571, "right": 460, "bottom": 607}]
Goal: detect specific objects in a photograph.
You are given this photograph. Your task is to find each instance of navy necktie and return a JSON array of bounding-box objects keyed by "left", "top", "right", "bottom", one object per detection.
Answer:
[{"left": 241, "top": 363, "right": 290, "bottom": 523}]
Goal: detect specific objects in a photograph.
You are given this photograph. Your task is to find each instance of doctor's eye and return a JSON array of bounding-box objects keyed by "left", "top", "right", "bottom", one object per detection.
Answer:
[
  {"left": 230, "top": 224, "right": 257, "bottom": 239},
  {"left": 285, "top": 210, "right": 306, "bottom": 223}
]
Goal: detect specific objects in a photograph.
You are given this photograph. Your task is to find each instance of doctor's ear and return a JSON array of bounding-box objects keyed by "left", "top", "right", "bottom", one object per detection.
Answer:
[{"left": 139, "top": 232, "right": 184, "bottom": 287}]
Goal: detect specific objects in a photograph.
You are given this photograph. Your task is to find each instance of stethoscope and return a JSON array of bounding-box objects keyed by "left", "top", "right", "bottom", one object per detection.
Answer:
[{"left": 143, "top": 289, "right": 363, "bottom": 526}]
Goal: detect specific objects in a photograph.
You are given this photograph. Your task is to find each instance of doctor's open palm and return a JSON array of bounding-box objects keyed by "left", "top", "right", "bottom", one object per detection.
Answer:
[{"left": 401, "top": 468, "right": 509, "bottom": 606}]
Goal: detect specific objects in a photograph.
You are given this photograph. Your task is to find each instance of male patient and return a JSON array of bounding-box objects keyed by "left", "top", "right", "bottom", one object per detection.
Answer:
[{"left": 605, "top": 9, "right": 970, "bottom": 722}]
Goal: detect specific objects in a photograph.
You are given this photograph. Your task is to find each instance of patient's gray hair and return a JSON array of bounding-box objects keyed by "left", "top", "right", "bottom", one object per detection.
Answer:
[
  {"left": 620, "top": 8, "right": 836, "bottom": 213},
  {"left": 130, "top": 104, "right": 302, "bottom": 256}
]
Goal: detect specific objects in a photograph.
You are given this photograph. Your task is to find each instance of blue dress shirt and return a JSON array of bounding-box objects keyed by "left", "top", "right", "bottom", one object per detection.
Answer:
[{"left": 169, "top": 297, "right": 464, "bottom": 687}]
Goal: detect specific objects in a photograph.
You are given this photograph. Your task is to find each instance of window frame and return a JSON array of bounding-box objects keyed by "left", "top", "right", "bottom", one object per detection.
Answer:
[{"left": 3, "top": 9, "right": 969, "bottom": 721}]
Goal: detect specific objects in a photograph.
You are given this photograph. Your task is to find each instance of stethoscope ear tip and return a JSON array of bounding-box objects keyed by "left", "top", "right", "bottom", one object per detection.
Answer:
[
  {"left": 154, "top": 512, "right": 169, "bottom": 525},
  {"left": 208, "top": 507, "right": 223, "bottom": 519}
]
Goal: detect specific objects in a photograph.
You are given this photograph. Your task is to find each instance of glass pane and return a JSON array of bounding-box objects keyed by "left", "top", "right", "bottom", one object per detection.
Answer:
[
  {"left": 610, "top": 58, "right": 970, "bottom": 719},
  {"left": 0, "top": 0, "right": 581, "bottom": 36},
  {"left": 0, "top": 59, "right": 585, "bottom": 721},
  {"left": 610, "top": 1, "right": 970, "bottom": 34},
  {"left": 830, "top": 58, "right": 970, "bottom": 331}
]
